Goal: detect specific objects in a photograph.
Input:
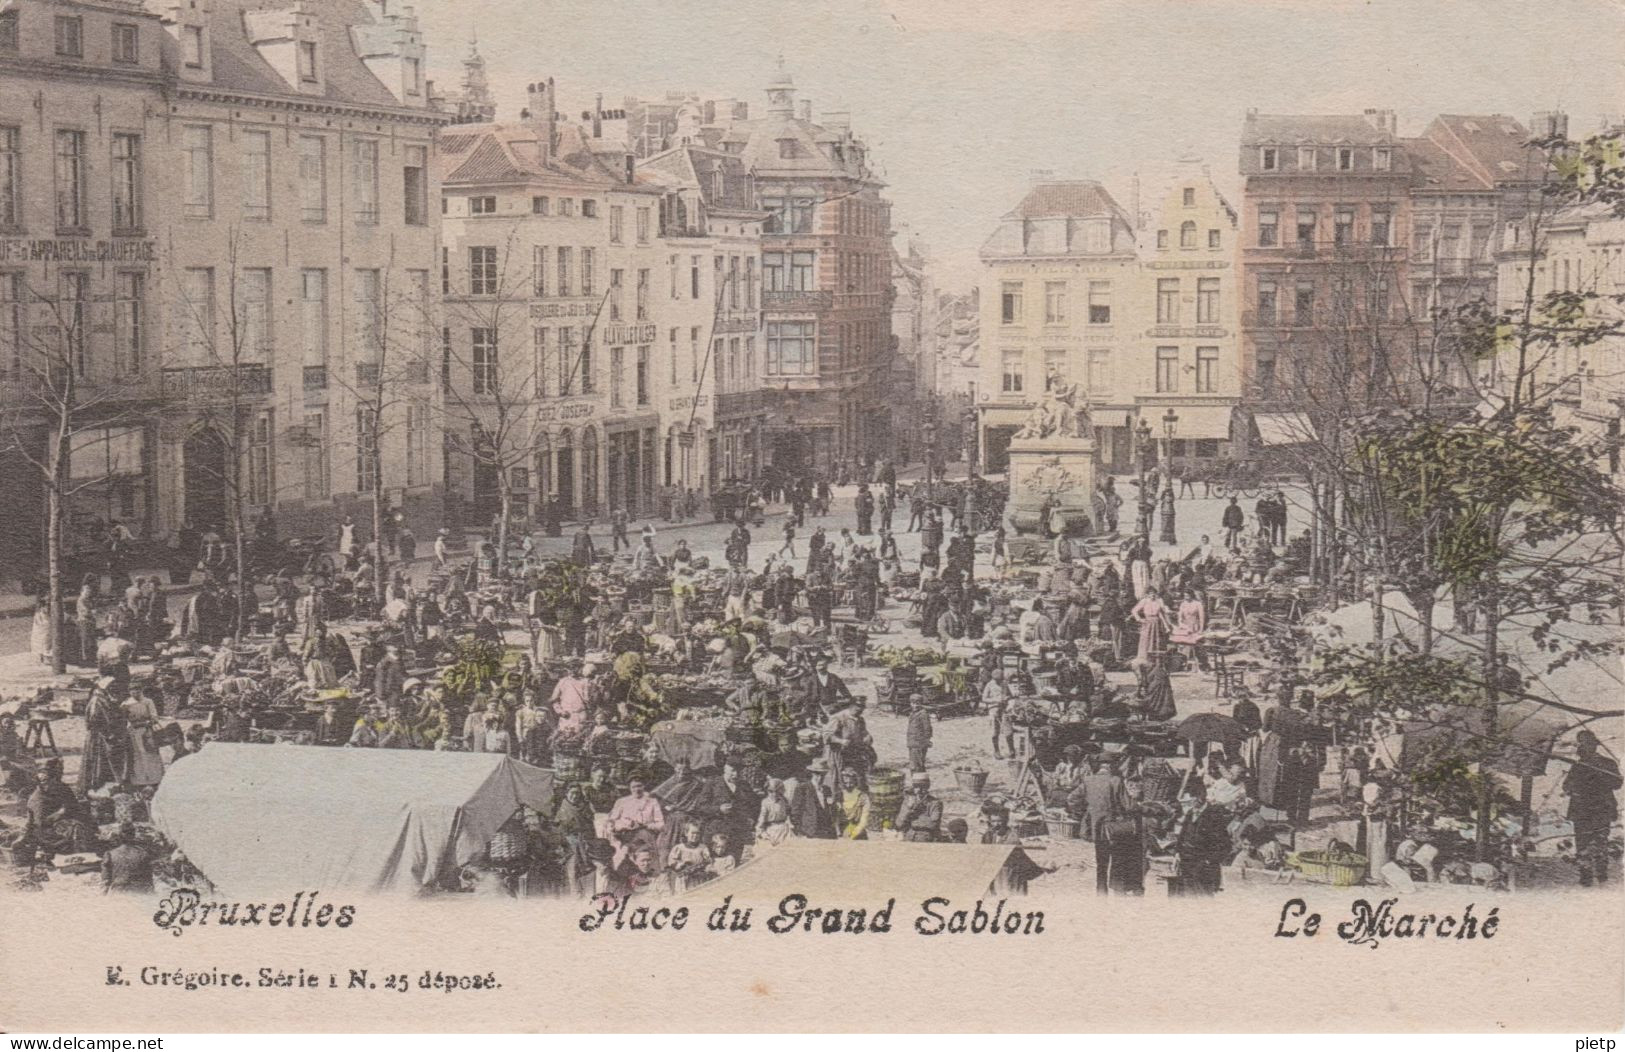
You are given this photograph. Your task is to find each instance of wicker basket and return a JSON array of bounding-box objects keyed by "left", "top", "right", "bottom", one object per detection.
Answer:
[
  {"left": 953, "top": 766, "right": 989, "bottom": 793},
  {"left": 1289, "top": 850, "right": 1367, "bottom": 886},
  {"left": 1042, "top": 814, "right": 1080, "bottom": 839}
]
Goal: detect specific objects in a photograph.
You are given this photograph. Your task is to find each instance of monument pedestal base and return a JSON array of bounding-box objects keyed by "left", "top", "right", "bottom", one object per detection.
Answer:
[{"left": 1004, "top": 437, "right": 1099, "bottom": 536}]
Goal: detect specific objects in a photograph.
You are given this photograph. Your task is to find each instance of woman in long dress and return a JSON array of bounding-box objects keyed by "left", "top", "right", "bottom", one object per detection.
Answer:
[
  {"left": 1130, "top": 587, "right": 1173, "bottom": 664},
  {"left": 1127, "top": 538, "right": 1152, "bottom": 600},
  {"left": 122, "top": 689, "right": 165, "bottom": 787},
  {"left": 29, "top": 597, "right": 53, "bottom": 665},
  {"left": 1169, "top": 588, "right": 1208, "bottom": 670},
  {"left": 1139, "top": 657, "right": 1178, "bottom": 721},
  {"left": 79, "top": 686, "right": 128, "bottom": 795},
  {"left": 755, "top": 779, "right": 793, "bottom": 846}
]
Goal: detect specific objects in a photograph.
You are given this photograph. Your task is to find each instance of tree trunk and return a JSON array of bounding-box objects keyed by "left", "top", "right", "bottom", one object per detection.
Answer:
[
  {"left": 47, "top": 475, "right": 66, "bottom": 675},
  {"left": 372, "top": 442, "right": 388, "bottom": 607},
  {"left": 1477, "top": 582, "right": 1500, "bottom": 862},
  {"left": 496, "top": 484, "right": 512, "bottom": 576}
]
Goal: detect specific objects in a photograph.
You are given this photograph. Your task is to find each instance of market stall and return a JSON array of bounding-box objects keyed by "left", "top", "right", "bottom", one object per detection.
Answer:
[{"left": 151, "top": 744, "right": 554, "bottom": 893}]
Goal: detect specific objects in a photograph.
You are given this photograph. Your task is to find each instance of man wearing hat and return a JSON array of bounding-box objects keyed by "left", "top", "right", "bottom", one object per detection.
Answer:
[
  {"left": 906, "top": 694, "right": 933, "bottom": 774},
  {"left": 806, "top": 652, "right": 853, "bottom": 717},
  {"left": 313, "top": 699, "right": 349, "bottom": 747},
  {"left": 895, "top": 773, "right": 943, "bottom": 842},
  {"left": 1565, "top": 729, "right": 1622, "bottom": 886},
  {"left": 980, "top": 797, "right": 1020, "bottom": 845},
  {"left": 789, "top": 760, "right": 835, "bottom": 838},
  {"left": 373, "top": 643, "right": 405, "bottom": 704}
]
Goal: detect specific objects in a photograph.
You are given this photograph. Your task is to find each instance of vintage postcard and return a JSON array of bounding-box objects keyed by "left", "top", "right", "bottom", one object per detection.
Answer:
[{"left": 0, "top": 0, "right": 1622, "bottom": 1035}]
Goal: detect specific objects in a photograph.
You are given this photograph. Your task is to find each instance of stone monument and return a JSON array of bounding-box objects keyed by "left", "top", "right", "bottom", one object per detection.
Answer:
[{"left": 1004, "top": 372, "right": 1100, "bottom": 537}]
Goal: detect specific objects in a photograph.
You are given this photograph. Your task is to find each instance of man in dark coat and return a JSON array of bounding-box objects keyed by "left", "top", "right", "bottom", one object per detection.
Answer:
[
  {"left": 1221, "top": 497, "right": 1245, "bottom": 551},
  {"left": 1565, "top": 729, "right": 1622, "bottom": 886},
  {"left": 806, "top": 565, "right": 834, "bottom": 631},
  {"left": 894, "top": 773, "right": 943, "bottom": 842},
  {"left": 790, "top": 760, "right": 835, "bottom": 838},
  {"left": 806, "top": 653, "right": 854, "bottom": 716},
  {"left": 772, "top": 565, "right": 799, "bottom": 624},
  {"left": 699, "top": 761, "right": 759, "bottom": 861},
  {"left": 905, "top": 694, "right": 933, "bottom": 773},
  {"left": 854, "top": 485, "right": 874, "bottom": 535},
  {"left": 373, "top": 644, "right": 406, "bottom": 704},
  {"left": 571, "top": 524, "right": 597, "bottom": 567}
]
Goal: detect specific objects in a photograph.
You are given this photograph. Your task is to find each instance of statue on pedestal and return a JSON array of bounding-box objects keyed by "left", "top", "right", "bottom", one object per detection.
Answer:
[{"left": 1014, "top": 369, "right": 1093, "bottom": 441}]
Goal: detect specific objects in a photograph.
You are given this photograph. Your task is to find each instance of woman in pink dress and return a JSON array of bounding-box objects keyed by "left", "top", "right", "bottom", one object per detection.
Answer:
[
  {"left": 1169, "top": 588, "right": 1208, "bottom": 671},
  {"left": 1130, "top": 587, "right": 1174, "bottom": 664}
]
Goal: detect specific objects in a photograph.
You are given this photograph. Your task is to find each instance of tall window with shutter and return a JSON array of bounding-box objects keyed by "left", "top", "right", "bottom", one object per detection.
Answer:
[{"left": 352, "top": 139, "right": 379, "bottom": 225}]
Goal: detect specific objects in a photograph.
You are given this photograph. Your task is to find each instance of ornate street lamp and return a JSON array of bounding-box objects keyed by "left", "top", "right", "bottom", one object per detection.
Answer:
[
  {"left": 1132, "top": 414, "right": 1154, "bottom": 536},
  {"left": 1160, "top": 409, "right": 1179, "bottom": 545}
]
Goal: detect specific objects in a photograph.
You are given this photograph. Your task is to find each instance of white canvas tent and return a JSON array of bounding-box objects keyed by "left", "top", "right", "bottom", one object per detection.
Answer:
[{"left": 151, "top": 744, "right": 555, "bottom": 894}]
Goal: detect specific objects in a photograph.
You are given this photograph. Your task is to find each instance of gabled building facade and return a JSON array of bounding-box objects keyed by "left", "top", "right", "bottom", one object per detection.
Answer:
[
  {"left": 1135, "top": 156, "right": 1243, "bottom": 467},
  {"left": 0, "top": 0, "right": 169, "bottom": 582},
  {"left": 976, "top": 178, "right": 1138, "bottom": 473},
  {"left": 1237, "top": 109, "right": 1413, "bottom": 412},
  {"left": 152, "top": 0, "right": 447, "bottom": 540}
]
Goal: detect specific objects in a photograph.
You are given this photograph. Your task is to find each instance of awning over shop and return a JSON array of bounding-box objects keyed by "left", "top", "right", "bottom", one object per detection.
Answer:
[
  {"left": 1143, "top": 405, "right": 1235, "bottom": 441},
  {"left": 1252, "top": 411, "right": 1318, "bottom": 446},
  {"left": 683, "top": 838, "right": 1046, "bottom": 903},
  {"left": 151, "top": 744, "right": 554, "bottom": 894}
]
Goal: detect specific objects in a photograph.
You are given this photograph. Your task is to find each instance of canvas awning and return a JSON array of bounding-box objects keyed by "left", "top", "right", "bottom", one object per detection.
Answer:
[
  {"left": 151, "top": 744, "right": 554, "bottom": 894},
  {"left": 682, "top": 838, "right": 1046, "bottom": 904},
  {"left": 1142, "top": 405, "right": 1235, "bottom": 442},
  {"left": 1252, "top": 411, "right": 1318, "bottom": 446}
]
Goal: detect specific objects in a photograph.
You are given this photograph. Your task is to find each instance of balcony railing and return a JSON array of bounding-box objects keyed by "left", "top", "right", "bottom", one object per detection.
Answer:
[
  {"left": 1244, "top": 307, "right": 1407, "bottom": 329},
  {"left": 762, "top": 289, "right": 833, "bottom": 310},
  {"left": 162, "top": 364, "right": 272, "bottom": 400},
  {"left": 303, "top": 365, "right": 327, "bottom": 390}
]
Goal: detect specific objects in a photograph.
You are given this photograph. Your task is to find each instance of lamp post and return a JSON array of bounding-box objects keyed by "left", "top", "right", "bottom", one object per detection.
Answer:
[
  {"left": 1160, "top": 409, "right": 1179, "bottom": 545},
  {"left": 1130, "top": 414, "right": 1153, "bottom": 536}
]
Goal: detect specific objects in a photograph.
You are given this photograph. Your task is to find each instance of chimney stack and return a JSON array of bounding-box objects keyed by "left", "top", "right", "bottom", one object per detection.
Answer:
[
  {"left": 1028, "top": 168, "right": 1056, "bottom": 186},
  {"left": 1363, "top": 108, "right": 1397, "bottom": 135},
  {"left": 593, "top": 93, "right": 603, "bottom": 139},
  {"left": 1533, "top": 110, "right": 1569, "bottom": 138},
  {"left": 526, "top": 78, "right": 557, "bottom": 165}
]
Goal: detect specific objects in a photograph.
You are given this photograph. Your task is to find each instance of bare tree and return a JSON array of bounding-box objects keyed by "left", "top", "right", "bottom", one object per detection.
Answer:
[
  {"left": 440, "top": 229, "right": 609, "bottom": 574},
  {"left": 328, "top": 254, "right": 439, "bottom": 604},
  {"left": 1299, "top": 129, "right": 1625, "bottom": 856},
  {"left": 0, "top": 263, "right": 157, "bottom": 672},
  {"left": 167, "top": 229, "right": 272, "bottom": 639}
]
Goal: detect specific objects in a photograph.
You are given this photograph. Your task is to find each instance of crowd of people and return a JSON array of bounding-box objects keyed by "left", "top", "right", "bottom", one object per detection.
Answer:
[{"left": 3, "top": 455, "right": 1617, "bottom": 899}]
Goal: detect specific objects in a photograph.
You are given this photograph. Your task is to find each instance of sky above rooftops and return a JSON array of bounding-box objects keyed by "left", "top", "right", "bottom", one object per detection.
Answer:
[{"left": 413, "top": 0, "right": 1625, "bottom": 294}]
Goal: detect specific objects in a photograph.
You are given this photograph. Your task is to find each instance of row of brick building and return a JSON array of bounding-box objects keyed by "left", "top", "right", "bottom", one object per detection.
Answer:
[
  {"left": 975, "top": 107, "right": 1580, "bottom": 475},
  {"left": 0, "top": 1, "right": 899, "bottom": 586}
]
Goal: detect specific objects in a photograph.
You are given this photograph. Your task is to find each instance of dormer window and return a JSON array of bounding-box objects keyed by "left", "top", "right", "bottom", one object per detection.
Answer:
[
  {"left": 1337, "top": 147, "right": 1354, "bottom": 170},
  {"left": 297, "top": 41, "right": 318, "bottom": 82},
  {"left": 55, "top": 15, "right": 83, "bottom": 58},
  {"left": 778, "top": 139, "right": 799, "bottom": 159},
  {"left": 112, "top": 24, "right": 140, "bottom": 65},
  {"left": 183, "top": 25, "right": 204, "bottom": 67},
  {"left": 1298, "top": 147, "right": 1316, "bottom": 171},
  {"left": 1261, "top": 147, "right": 1278, "bottom": 171},
  {"left": 1374, "top": 147, "right": 1392, "bottom": 171}
]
